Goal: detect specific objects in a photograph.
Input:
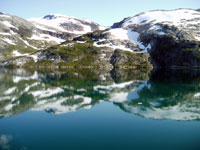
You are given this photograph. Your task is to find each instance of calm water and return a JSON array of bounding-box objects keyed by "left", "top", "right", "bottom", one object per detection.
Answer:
[{"left": 0, "top": 68, "right": 200, "bottom": 150}]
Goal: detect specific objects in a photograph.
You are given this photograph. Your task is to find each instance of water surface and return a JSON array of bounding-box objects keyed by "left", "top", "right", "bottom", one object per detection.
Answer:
[{"left": 0, "top": 68, "right": 200, "bottom": 150}]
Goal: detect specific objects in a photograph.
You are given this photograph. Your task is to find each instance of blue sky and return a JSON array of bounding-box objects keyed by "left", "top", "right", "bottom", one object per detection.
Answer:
[{"left": 0, "top": 0, "right": 199, "bottom": 26}]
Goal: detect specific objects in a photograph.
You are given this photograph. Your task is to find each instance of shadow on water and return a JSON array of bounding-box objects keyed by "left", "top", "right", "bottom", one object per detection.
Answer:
[{"left": 0, "top": 68, "right": 200, "bottom": 120}]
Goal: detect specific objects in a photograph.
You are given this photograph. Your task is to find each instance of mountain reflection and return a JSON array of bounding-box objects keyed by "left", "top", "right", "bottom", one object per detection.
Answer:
[{"left": 0, "top": 68, "right": 200, "bottom": 120}]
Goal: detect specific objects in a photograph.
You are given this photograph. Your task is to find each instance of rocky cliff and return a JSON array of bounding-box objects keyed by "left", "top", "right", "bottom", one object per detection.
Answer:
[{"left": 111, "top": 9, "right": 200, "bottom": 67}]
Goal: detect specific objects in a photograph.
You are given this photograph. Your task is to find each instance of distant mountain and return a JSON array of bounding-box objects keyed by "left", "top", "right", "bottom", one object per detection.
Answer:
[
  {"left": 0, "top": 13, "right": 104, "bottom": 61},
  {"left": 29, "top": 14, "right": 105, "bottom": 35}
]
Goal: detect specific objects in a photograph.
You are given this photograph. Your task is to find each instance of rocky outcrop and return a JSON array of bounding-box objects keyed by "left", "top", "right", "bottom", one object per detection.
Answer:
[
  {"left": 111, "top": 9, "right": 200, "bottom": 68},
  {"left": 110, "top": 49, "right": 151, "bottom": 68},
  {"left": 1, "top": 56, "right": 34, "bottom": 67},
  {"left": 143, "top": 35, "right": 200, "bottom": 67}
]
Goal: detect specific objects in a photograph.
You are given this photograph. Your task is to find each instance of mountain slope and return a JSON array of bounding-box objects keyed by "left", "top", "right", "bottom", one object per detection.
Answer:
[
  {"left": 0, "top": 13, "right": 104, "bottom": 61},
  {"left": 111, "top": 9, "right": 200, "bottom": 67},
  {"left": 112, "top": 9, "right": 200, "bottom": 40},
  {"left": 28, "top": 14, "right": 105, "bottom": 35}
]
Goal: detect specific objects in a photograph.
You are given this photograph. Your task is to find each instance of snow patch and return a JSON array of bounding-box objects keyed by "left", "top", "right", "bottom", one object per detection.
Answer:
[
  {"left": 0, "top": 96, "right": 13, "bottom": 102},
  {"left": 2, "top": 38, "right": 16, "bottom": 45},
  {"left": 5, "top": 104, "right": 15, "bottom": 111},
  {"left": 13, "top": 50, "right": 39, "bottom": 62},
  {"left": 127, "top": 81, "right": 149, "bottom": 101},
  {"left": 94, "top": 81, "right": 134, "bottom": 91},
  {"left": 94, "top": 40, "right": 135, "bottom": 53},
  {"left": 195, "top": 36, "right": 200, "bottom": 41},
  {"left": 4, "top": 87, "right": 17, "bottom": 95},
  {"left": 32, "top": 95, "right": 92, "bottom": 114},
  {"left": 13, "top": 72, "right": 39, "bottom": 83},
  {"left": 194, "top": 93, "right": 200, "bottom": 97},
  {"left": 13, "top": 50, "right": 25, "bottom": 57},
  {"left": 2, "top": 21, "right": 17, "bottom": 29},
  {"left": 103, "top": 28, "right": 149, "bottom": 52},
  {"left": 31, "top": 87, "right": 64, "bottom": 99},
  {"left": 18, "top": 38, "right": 38, "bottom": 49},
  {"left": 0, "top": 32, "right": 11, "bottom": 35},
  {"left": 29, "top": 34, "right": 65, "bottom": 43},
  {"left": 110, "top": 92, "right": 129, "bottom": 103},
  {"left": 29, "top": 14, "right": 95, "bottom": 34},
  {"left": 77, "top": 89, "right": 87, "bottom": 92},
  {"left": 30, "top": 54, "right": 38, "bottom": 62},
  {"left": 0, "top": 14, "right": 11, "bottom": 18},
  {"left": 100, "top": 74, "right": 106, "bottom": 81},
  {"left": 76, "top": 41, "right": 86, "bottom": 43},
  {"left": 24, "top": 82, "right": 40, "bottom": 92}
]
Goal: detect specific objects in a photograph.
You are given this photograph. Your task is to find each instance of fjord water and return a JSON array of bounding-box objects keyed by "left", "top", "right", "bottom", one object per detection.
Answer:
[{"left": 0, "top": 68, "right": 200, "bottom": 150}]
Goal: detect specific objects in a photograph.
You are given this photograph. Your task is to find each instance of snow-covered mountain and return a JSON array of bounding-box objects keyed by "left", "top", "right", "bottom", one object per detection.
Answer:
[
  {"left": 112, "top": 8, "right": 200, "bottom": 40},
  {"left": 59, "top": 9, "right": 200, "bottom": 65},
  {"left": 29, "top": 14, "right": 105, "bottom": 35},
  {"left": 0, "top": 13, "right": 104, "bottom": 61},
  {"left": 1, "top": 9, "right": 200, "bottom": 68},
  {"left": 89, "top": 8, "right": 200, "bottom": 67},
  {"left": 93, "top": 9, "right": 200, "bottom": 52}
]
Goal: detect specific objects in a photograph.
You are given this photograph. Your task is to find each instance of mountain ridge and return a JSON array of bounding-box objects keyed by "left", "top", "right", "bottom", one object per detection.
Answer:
[{"left": 0, "top": 9, "right": 200, "bottom": 68}]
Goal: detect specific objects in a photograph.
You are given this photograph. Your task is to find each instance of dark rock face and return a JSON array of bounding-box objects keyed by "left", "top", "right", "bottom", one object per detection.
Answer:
[
  {"left": 17, "top": 26, "right": 33, "bottom": 38},
  {"left": 43, "top": 15, "right": 56, "bottom": 20},
  {"left": 140, "top": 34, "right": 200, "bottom": 67},
  {"left": 77, "top": 19, "right": 100, "bottom": 31},
  {"left": 0, "top": 12, "right": 3, "bottom": 15},
  {"left": 60, "top": 22, "right": 84, "bottom": 32},
  {"left": 151, "top": 40, "right": 200, "bottom": 68},
  {"left": 111, "top": 17, "right": 129, "bottom": 28},
  {"left": 150, "top": 68, "right": 200, "bottom": 82},
  {"left": 40, "top": 30, "right": 76, "bottom": 40}
]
